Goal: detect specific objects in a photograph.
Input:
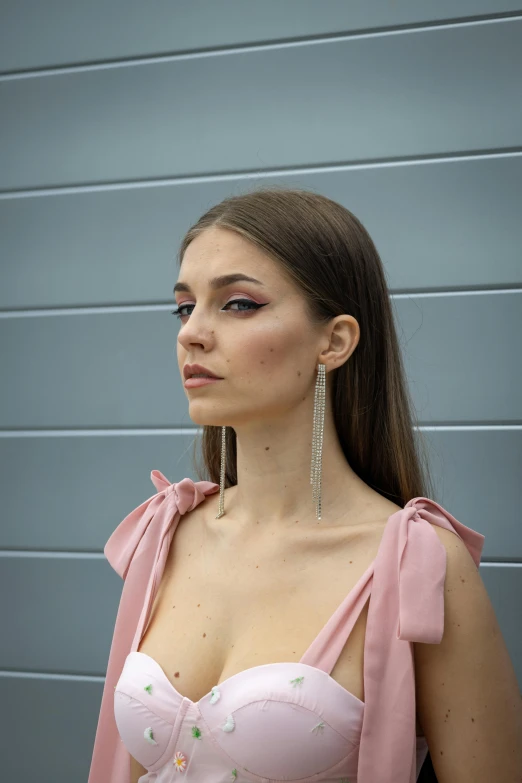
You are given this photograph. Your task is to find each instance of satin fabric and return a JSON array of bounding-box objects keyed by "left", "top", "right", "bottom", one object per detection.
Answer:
[{"left": 87, "top": 472, "right": 485, "bottom": 782}]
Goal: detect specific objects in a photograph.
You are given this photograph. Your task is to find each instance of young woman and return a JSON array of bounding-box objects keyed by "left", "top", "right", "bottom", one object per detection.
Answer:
[{"left": 88, "top": 188, "right": 521, "bottom": 782}]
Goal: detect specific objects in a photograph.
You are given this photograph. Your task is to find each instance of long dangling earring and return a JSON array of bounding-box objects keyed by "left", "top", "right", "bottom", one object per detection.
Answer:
[
  {"left": 216, "top": 364, "right": 325, "bottom": 520},
  {"left": 310, "top": 363, "right": 326, "bottom": 520},
  {"left": 216, "top": 425, "right": 226, "bottom": 518}
]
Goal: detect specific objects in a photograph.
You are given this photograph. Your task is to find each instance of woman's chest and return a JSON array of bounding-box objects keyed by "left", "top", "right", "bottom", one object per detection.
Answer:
[{"left": 137, "top": 513, "right": 385, "bottom": 707}]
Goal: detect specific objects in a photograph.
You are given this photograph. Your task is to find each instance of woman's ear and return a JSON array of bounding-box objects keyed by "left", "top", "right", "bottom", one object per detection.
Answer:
[{"left": 320, "top": 314, "right": 360, "bottom": 370}]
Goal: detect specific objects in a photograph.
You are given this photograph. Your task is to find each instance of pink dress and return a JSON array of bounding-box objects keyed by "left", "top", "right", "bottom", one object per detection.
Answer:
[{"left": 88, "top": 472, "right": 485, "bottom": 783}]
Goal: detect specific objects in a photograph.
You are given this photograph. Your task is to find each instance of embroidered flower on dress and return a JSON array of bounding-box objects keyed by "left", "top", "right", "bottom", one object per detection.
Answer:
[
  {"left": 289, "top": 676, "right": 304, "bottom": 687},
  {"left": 172, "top": 751, "right": 187, "bottom": 772},
  {"left": 311, "top": 721, "right": 325, "bottom": 734},
  {"left": 209, "top": 686, "right": 221, "bottom": 704},
  {"left": 144, "top": 683, "right": 153, "bottom": 694},
  {"left": 191, "top": 725, "right": 202, "bottom": 739},
  {"left": 143, "top": 727, "right": 158, "bottom": 745},
  {"left": 222, "top": 714, "right": 235, "bottom": 732}
]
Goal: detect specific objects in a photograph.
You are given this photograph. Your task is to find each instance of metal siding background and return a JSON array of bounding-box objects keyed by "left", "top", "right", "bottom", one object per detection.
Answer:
[
  {"left": 2, "top": 21, "right": 522, "bottom": 190},
  {"left": 0, "top": 3, "right": 521, "bottom": 780}
]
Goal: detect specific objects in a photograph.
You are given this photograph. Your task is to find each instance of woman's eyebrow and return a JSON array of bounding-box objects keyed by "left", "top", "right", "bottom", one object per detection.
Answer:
[{"left": 173, "top": 273, "right": 264, "bottom": 294}]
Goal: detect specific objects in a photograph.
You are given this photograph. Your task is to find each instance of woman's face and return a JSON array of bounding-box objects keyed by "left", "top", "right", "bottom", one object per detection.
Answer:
[{"left": 175, "top": 226, "right": 325, "bottom": 428}]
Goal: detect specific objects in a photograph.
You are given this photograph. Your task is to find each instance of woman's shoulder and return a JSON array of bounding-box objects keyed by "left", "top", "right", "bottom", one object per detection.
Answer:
[{"left": 104, "top": 472, "right": 218, "bottom": 579}]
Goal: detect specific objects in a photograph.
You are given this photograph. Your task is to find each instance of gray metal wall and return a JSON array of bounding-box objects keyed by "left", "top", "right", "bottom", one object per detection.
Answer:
[{"left": 1, "top": 3, "right": 521, "bottom": 780}]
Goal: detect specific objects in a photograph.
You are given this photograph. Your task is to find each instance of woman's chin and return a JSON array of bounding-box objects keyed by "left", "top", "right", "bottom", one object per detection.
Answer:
[{"left": 187, "top": 411, "right": 228, "bottom": 428}]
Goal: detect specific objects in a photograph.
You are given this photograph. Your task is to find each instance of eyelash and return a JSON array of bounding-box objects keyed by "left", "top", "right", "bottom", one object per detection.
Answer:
[{"left": 170, "top": 299, "right": 264, "bottom": 320}]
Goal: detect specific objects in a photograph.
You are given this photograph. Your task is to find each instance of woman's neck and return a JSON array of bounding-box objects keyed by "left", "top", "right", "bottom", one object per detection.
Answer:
[{"left": 215, "top": 408, "right": 375, "bottom": 532}]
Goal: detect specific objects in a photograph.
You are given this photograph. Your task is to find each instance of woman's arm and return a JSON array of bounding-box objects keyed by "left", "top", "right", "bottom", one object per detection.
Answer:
[
  {"left": 414, "top": 526, "right": 522, "bottom": 782},
  {"left": 130, "top": 754, "right": 148, "bottom": 783}
]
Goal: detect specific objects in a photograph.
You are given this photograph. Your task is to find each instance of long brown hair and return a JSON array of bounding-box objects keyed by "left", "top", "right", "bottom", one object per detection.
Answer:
[{"left": 177, "top": 186, "right": 435, "bottom": 508}]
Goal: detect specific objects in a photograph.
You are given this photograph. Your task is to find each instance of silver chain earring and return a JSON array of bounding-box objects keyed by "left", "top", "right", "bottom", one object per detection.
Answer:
[
  {"left": 216, "top": 425, "right": 226, "bottom": 518},
  {"left": 216, "top": 363, "right": 326, "bottom": 520},
  {"left": 310, "top": 363, "right": 326, "bottom": 520}
]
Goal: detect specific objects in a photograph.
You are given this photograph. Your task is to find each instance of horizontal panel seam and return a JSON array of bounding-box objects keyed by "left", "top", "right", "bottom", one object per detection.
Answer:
[
  {"left": 1, "top": 12, "right": 520, "bottom": 81},
  {"left": 1, "top": 551, "right": 520, "bottom": 564},
  {"left": 1, "top": 288, "right": 522, "bottom": 319},
  {"left": 1, "top": 425, "right": 522, "bottom": 437},
  {"left": 1, "top": 149, "right": 522, "bottom": 200}
]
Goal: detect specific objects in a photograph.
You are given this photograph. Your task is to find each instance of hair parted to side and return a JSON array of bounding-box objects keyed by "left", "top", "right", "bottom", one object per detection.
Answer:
[{"left": 177, "top": 186, "right": 435, "bottom": 508}]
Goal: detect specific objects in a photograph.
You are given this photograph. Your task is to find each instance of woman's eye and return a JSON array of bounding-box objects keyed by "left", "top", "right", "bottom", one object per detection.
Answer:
[
  {"left": 170, "top": 305, "right": 192, "bottom": 319},
  {"left": 223, "top": 299, "right": 263, "bottom": 314},
  {"left": 171, "top": 299, "right": 264, "bottom": 320}
]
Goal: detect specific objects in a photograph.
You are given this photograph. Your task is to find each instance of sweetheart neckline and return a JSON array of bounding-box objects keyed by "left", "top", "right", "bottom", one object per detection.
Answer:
[
  {"left": 129, "top": 558, "right": 380, "bottom": 711},
  {"left": 127, "top": 650, "right": 366, "bottom": 708}
]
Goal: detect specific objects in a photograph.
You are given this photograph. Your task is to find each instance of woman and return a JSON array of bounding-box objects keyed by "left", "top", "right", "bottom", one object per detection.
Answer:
[{"left": 88, "top": 188, "right": 521, "bottom": 782}]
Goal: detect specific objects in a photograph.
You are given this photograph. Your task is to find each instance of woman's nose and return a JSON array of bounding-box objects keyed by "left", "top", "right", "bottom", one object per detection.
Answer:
[{"left": 177, "top": 319, "right": 213, "bottom": 351}]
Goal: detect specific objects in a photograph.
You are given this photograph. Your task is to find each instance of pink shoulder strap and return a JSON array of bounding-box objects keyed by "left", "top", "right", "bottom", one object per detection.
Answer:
[
  {"left": 87, "top": 472, "right": 219, "bottom": 783},
  {"left": 357, "top": 497, "right": 485, "bottom": 783}
]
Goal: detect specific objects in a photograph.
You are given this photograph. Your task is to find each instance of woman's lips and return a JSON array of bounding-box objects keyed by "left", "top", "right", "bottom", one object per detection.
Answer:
[{"left": 184, "top": 376, "right": 223, "bottom": 388}]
